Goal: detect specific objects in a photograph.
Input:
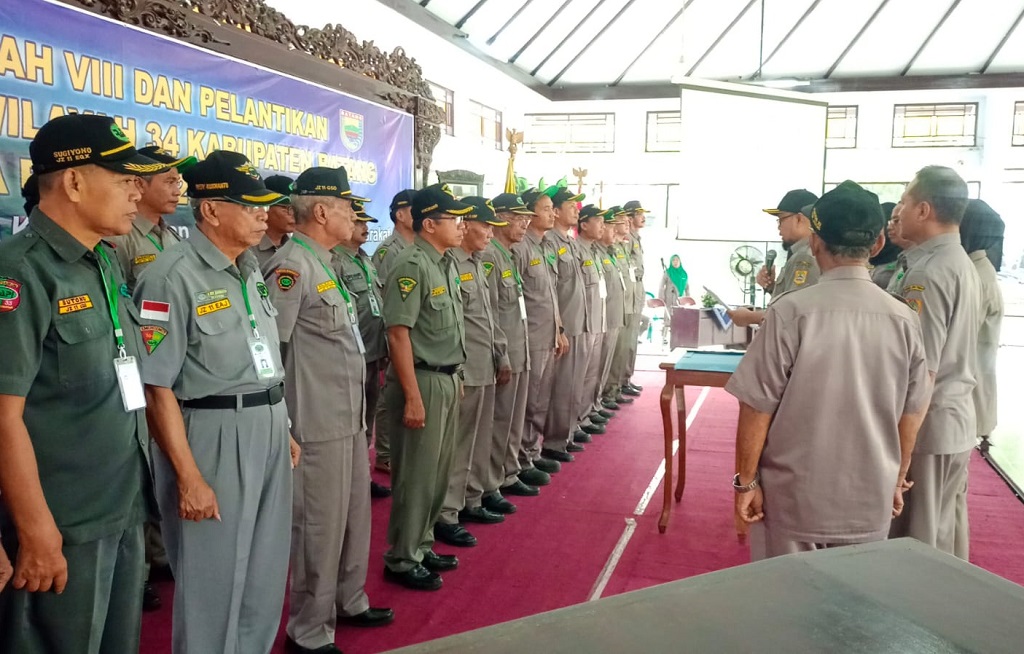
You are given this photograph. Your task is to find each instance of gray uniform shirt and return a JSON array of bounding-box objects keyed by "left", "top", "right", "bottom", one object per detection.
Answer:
[
  {"left": 262, "top": 236, "right": 366, "bottom": 442},
  {"left": 371, "top": 230, "right": 411, "bottom": 292},
  {"left": 252, "top": 233, "right": 289, "bottom": 269},
  {"left": 768, "top": 237, "right": 820, "bottom": 302},
  {"left": 579, "top": 238, "right": 607, "bottom": 334},
  {"left": 543, "top": 229, "right": 585, "bottom": 337},
  {"left": 335, "top": 244, "right": 387, "bottom": 363},
  {"left": 109, "top": 215, "right": 182, "bottom": 291},
  {"left": 453, "top": 248, "right": 504, "bottom": 386},
  {"left": 513, "top": 229, "right": 560, "bottom": 351},
  {"left": 969, "top": 250, "right": 1002, "bottom": 437},
  {"left": 135, "top": 229, "right": 285, "bottom": 398},
  {"left": 481, "top": 240, "right": 530, "bottom": 373},
  {"left": 885, "top": 251, "right": 910, "bottom": 295},
  {"left": 726, "top": 267, "right": 930, "bottom": 543},
  {"left": 901, "top": 233, "right": 981, "bottom": 454},
  {"left": 628, "top": 231, "right": 646, "bottom": 314},
  {"left": 600, "top": 243, "right": 626, "bottom": 330},
  {"left": 616, "top": 242, "right": 637, "bottom": 314}
]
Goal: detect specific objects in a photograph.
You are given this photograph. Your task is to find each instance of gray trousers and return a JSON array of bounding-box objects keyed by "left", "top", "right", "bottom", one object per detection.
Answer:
[
  {"left": 607, "top": 319, "right": 635, "bottom": 397},
  {"left": 154, "top": 402, "right": 291, "bottom": 654},
  {"left": 440, "top": 384, "right": 495, "bottom": 523},
  {"left": 287, "top": 434, "right": 371, "bottom": 650},
  {"left": 372, "top": 375, "right": 392, "bottom": 464},
  {"left": 364, "top": 358, "right": 385, "bottom": 447},
  {"left": 623, "top": 312, "right": 642, "bottom": 381},
  {"left": 522, "top": 348, "right": 555, "bottom": 467},
  {"left": 384, "top": 370, "right": 459, "bottom": 572},
  {"left": 576, "top": 332, "right": 603, "bottom": 423},
  {"left": 0, "top": 523, "right": 144, "bottom": 654},
  {"left": 595, "top": 327, "right": 620, "bottom": 407},
  {"left": 749, "top": 521, "right": 872, "bottom": 561},
  {"left": 890, "top": 450, "right": 971, "bottom": 559},
  {"left": 496, "top": 371, "right": 530, "bottom": 487},
  {"left": 544, "top": 335, "right": 585, "bottom": 452}
]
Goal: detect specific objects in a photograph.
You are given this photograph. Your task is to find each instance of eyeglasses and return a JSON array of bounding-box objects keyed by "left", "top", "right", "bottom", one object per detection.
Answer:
[
  {"left": 209, "top": 199, "right": 268, "bottom": 214},
  {"left": 776, "top": 213, "right": 796, "bottom": 226},
  {"left": 430, "top": 214, "right": 465, "bottom": 225}
]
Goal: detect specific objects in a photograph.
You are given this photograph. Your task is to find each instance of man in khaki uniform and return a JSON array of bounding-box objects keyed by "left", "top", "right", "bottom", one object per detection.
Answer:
[
  {"left": 576, "top": 205, "right": 610, "bottom": 435},
  {"left": 619, "top": 200, "right": 648, "bottom": 397},
  {"left": 382, "top": 184, "right": 469, "bottom": 591},
  {"left": 263, "top": 167, "right": 392, "bottom": 654},
  {"left": 484, "top": 193, "right": 545, "bottom": 495},
  {"left": 335, "top": 201, "right": 392, "bottom": 499},
  {"left": 252, "top": 174, "right": 296, "bottom": 268},
  {"left": 370, "top": 189, "right": 416, "bottom": 474},
  {"left": 598, "top": 207, "right": 629, "bottom": 409},
  {"left": 513, "top": 188, "right": 566, "bottom": 481},
  {"left": 136, "top": 151, "right": 297, "bottom": 654},
  {"left": 605, "top": 207, "right": 635, "bottom": 408},
  {"left": 0, "top": 114, "right": 164, "bottom": 654},
  {"left": 435, "top": 198, "right": 510, "bottom": 548},
  {"left": 728, "top": 181, "right": 930, "bottom": 560},
  {"left": 890, "top": 166, "right": 981, "bottom": 560},
  {"left": 542, "top": 187, "right": 589, "bottom": 461}
]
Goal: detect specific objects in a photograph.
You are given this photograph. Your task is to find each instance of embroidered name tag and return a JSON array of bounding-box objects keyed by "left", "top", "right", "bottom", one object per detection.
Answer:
[
  {"left": 58, "top": 294, "right": 93, "bottom": 314},
  {"left": 133, "top": 254, "right": 157, "bottom": 265},
  {"left": 196, "top": 299, "right": 231, "bottom": 316},
  {"left": 460, "top": 272, "right": 474, "bottom": 282},
  {"left": 501, "top": 269, "right": 513, "bottom": 279},
  {"left": 529, "top": 258, "right": 541, "bottom": 266},
  {"left": 558, "top": 246, "right": 568, "bottom": 256},
  {"left": 316, "top": 280, "right": 337, "bottom": 294},
  {"left": 431, "top": 286, "right": 447, "bottom": 297},
  {"left": 583, "top": 260, "right": 594, "bottom": 267}
]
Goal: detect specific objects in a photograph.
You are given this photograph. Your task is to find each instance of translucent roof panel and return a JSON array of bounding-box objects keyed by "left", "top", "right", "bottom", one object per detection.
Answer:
[{"left": 909, "top": 0, "right": 1024, "bottom": 75}]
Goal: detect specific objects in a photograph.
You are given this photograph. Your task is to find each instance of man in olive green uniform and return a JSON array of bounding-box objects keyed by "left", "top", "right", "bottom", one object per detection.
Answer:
[
  {"left": 436, "top": 198, "right": 510, "bottom": 548},
  {"left": 605, "top": 207, "right": 634, "bottom": 407},
  {"left": 252, "top": 174, "right": 296, "bottom": 268},
  {"left": 542, "top": 187, "right": 589, "bottom": 460},
  {"left": 484, "top": 194, "right": 544, "bottom": 496},
  {"left": 382, "top": 184, "right": 469, "bottom": 591},
  {"left": 619, "top": 200, "right": 648, "bottom": 397},
  {"left": 264, "top": 167, "right": 392, "bottom": 654},
  {"left": 889, "top": 166, "right": 981, "bottom": 560},
  {"left": 136, "top": 151, "right": 295, "bottom": 654},
  {"left": 336, "top": 202, "right": 392, "bottom": 499},
  {"left": 598, "top": 208, "right": 629, "bottom": 408},
  {"left": 0, "top": 114, "right": 165, "bottom": 654},
  {"left": 370, "top": 189, "right": 416, "bottom": 474},
  {"left": 576, "top": 205, "right": 610, "bottom": 433},
  {"left": 513, "top": 188, "right": 565, "bottom": 480}
]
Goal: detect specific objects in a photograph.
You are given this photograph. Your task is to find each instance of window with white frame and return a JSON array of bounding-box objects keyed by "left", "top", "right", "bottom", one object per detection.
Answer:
[
  {"left": 645, "top": 111, "right": 680, "bottom": 152},
  {"left": 826, "top": 106, "right": 858, "bottom": 149},
  {"left": 469, "top": 100, "right": 502, "bottom": 150},
  {"left": 524, "top": 113, "right": 615, "bottom": 154},
  {"left": 427, "top": 81, "right": 454, "bottom": 136},
  {"left": 892, "top": 103, "right": 977, "bottom": 148}
]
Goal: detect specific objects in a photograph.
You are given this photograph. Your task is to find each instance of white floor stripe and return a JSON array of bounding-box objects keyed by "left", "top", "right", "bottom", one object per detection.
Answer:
[
  {"left": 588, "top": 517, "right": 637, "bottom": 602},
  {"left": 590, "top": 386, "right": 713, "bottom": 601}
]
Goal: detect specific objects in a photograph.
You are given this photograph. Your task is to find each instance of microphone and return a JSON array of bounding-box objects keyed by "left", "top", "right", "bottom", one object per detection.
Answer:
[{"left": 765, "top": 249, "right": 777, "bottom": 270}]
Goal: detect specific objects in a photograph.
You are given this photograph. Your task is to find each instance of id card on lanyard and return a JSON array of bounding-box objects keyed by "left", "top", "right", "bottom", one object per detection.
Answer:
[
  {"left": 96, "top": 245, "right": 146, "bottom": 411},
  {"left": 237, "top": 273, "right": 279, "bottom": 379},
  {"left": 352, "top": 253, "right": 381, "bottom": 317},
  {"left": 492, "top": 239, "right": 528, "bottom": 322},
  {"left": 294, "top": 236, "right": 366, "bottom": 355}
]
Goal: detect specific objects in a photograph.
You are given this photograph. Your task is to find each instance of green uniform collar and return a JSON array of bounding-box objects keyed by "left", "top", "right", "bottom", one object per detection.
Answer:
[
  {"left": 28, "top": 207, "right": 91, "bottom": 263},
  {"left": 414, "top": 234, "right": 447, "bottom": 266}
]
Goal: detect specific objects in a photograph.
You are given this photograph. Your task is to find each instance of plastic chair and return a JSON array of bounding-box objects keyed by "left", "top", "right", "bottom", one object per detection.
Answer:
[{"left": 644, "top": 293, "right": 665, "bottom": 342}]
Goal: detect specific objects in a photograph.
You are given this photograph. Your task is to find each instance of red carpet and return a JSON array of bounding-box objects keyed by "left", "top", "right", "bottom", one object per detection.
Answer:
[{"left": 140, "top": 372, "right": 1024, "bottom": 653}]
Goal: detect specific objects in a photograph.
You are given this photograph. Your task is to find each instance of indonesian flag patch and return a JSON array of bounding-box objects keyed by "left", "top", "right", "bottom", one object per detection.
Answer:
[{"left": 140, "top": 300, "right": 171, "bottom": 322}]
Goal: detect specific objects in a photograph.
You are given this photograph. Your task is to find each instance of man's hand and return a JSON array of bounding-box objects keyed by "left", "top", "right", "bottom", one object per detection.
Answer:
[
  {"left": 289, "top": 436, "right": 301, "bottom": 469},
  {"left": 727, "top": 307, "right": 764, "bottom": 328},
  {"left": 734, "top": 487, "right": 764, "bottom": 545},
  {"left": 555, "top": 332, "right": 569, "bottom": 359},
  {"left": 12, "top": 522, "right": 67, "bottom": 593},
  {"left": 177, "top": 475, "right": 220, "bottom": 522},
  {"left": 0, "top": 543, "right": 12, "bottom": 592},
  {"left": 403, "top": 395, "right": 426, "bottom": 429},
  {"left": 756, "top": 265, "right": 775, "bottom": 290},
  {"left": 496, "top": 366, "right": 512, "bottom": 386},
  {"left": 893, "top": 479, "right": 914, "bottom": 517}
]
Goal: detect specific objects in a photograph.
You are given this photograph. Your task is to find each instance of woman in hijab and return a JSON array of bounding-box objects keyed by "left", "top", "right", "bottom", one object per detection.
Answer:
[
  {"left": 869, "top": 202, "right": 903, "bottom": 288},
  {"left": 960, "top": 199, "right": 1005, "bottom": 454},
  {"left": 659, "top": 254, "right": 689, "bottom": 307}
]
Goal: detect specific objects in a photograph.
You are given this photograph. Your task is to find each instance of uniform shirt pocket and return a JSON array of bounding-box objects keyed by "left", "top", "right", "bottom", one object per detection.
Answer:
[
  {"left": 428, "top": 292, "right": 456, "bottom": 330},
  {"left": 54, "top": 313, "right": 114, "bottom": 388},
  {"left": 318, "top": 288, "right": 347, "bottom": 333}
]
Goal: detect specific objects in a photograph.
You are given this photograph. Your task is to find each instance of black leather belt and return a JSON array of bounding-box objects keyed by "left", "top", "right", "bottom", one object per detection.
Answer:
[
  {"left": 182, "top": 383, "right": 285, "bottom": 410},
  {"left": 414, "top": 362, "right": 463, "bottom": 376}
]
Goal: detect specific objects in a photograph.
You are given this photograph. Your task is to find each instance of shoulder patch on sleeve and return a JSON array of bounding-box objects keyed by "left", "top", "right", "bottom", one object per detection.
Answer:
[
  {"left": 374, "top": 246, "right": 388, "bottom": 260},
  {"left": 793, "top": 268, "right": 808, "bottom": 285},
  {"left": 905, "top": 297, "right": 923, "bottom": 314},
  {"left": 397, "top": 276, "right": 417, "bottom": 301},
  {"left": 140, "top": 325, "right": 167, "bottom": 354},
  {"left": 0, "top": 277, "right": 22, "bottom": 312},
  {"left": 482, "top": 261, "right": 495, "bottom": 277},
  {"left": 275, "top": 268, "right": 300, "bottom": 291}
]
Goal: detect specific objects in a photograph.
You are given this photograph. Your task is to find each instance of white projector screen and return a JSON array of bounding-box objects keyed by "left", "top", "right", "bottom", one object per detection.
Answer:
[{"left": 658, "top": 79, "right": 827, "bottom": 306}]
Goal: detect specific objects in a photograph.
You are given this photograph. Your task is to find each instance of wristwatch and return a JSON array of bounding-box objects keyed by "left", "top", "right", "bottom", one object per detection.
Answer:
[{"left": 732, "top": 472, "right": 760, "bottom": 493}]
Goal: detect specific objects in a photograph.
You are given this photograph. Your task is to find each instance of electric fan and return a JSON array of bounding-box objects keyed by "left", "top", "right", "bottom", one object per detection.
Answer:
[{"left": 729, "top": 245, "right": 764, "bottom": 305}]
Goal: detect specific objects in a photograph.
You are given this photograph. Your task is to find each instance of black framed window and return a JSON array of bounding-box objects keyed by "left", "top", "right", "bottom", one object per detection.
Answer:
[
  {"left": 826, "top": 105, "right": 858, "bottom": 149},
  {"left": 524, "top": 113, "right": 615, "bottom": 154},
  {"left": 892, "top": 103, "right": 977, "bottom": 148},
  {"left": 645, "top": 111, "right": 680, "bottom": 152}
]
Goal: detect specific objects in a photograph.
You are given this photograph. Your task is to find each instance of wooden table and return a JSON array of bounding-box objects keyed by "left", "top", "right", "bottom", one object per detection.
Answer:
[{"left": 657, "top": 349, "right": 743, "bottom": 533}]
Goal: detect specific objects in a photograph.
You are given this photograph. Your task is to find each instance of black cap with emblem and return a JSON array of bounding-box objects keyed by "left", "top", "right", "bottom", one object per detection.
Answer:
[
  {"left": 263, "top": 175, "right": 294, "bottom": 205},
  {"left": 137, "top": 146, "right": 198, "bottom": 171},
  {"left": 411, "top": 183, "right": 474, "bottom": 223},
  {"left": 764, "top": 189, "right": 818, "bottom": 216},
  {"left": 183, "top": 150, "right": 286, "bottom": 206},
  {"left": 29, "top": 114, "right": 169, "bottom": 176},
  {"left": 461, "top": 196, "right": 508, "bottom": 226},
  {"left": 293, "top": 166, "right": 369, "bottom": 202},
  {"left": 491, "top": 192, "right": 535, "bottom": 215},
  {"left": 551, "top": 187, "right": 585, "bottom": 207},
  {"left": 578, "top": 204, "right": 604, "bottom": 223},
  {"left": 353, "top": 200, "right": 379, "bottom": 223},
  {"left": 622, "top": 200, "right": 646, "bottom": 214},
  {"left": 808, "top": 181, "right": 885, "bottom": 248}
]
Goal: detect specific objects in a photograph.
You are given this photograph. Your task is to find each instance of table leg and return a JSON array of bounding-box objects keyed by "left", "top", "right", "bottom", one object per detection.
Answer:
[
  {"left": 658, "top": 380, "right": 675, "bottom": 534},
  {"left": 675, "top": 386, "right": 687, "bottom": 502}
]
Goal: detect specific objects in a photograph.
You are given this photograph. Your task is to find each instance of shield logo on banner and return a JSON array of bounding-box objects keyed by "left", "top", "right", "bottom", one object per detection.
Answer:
[{"left": 341, "top": 110, "right": 364, "bottom": 152}]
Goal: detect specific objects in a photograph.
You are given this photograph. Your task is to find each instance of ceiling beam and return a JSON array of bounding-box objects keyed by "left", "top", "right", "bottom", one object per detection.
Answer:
[
  {"left": 509, "top": 0, "right": 573, "bottom": 64},
  {"left": 531, "top": 0, "right": 610, "bottom": 77},
  {"left": 901, "top": 0, "right": 961, "bottom": 76},
  {"left": 456, "top": 0, "right": 489, "bottom": 30},
  {"left": 549, "top": 0, "right": 641, "bottom": 86},
  {"left": 487, "top": 0, "right": 536, "bottom": 45},
  {"left": 686, "top": 0, "right": 758, "bottom": 77},
  {"left": 759, "top": 0, "right": 823, "bottom": 71},
  {"left": 824, "top": 0, "right": 890, "bottom": 78},
  {"left": 613, "top": 0, "right": 696, "bottom": 86},
  {"left": 980, "top": 5, "right": 1024, "bottom": 74}
]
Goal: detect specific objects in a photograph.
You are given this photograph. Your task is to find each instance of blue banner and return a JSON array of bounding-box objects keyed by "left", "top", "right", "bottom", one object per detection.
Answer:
[{"left": 0, "top": 0, "right": 414, "bottom": 250}]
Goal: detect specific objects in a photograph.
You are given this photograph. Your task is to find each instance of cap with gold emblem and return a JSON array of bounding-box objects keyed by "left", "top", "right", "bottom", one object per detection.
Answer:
[
  {"left": 293, "top": 166, "right": 369, "bottom": 202},
  {"left": 411, "top": 183, "right": 474, "bottom": 222},
  {"left": 183, "top": 150, "right": 286, "bottom": 206},
  {"left": 137, "top": 145, "right": 198, "bottom": 171},
  {"left": 461, "top": 196, "right": 508, "bottom": 227},
  {"left": 29, "top": 114, "right": 169, "bottom": 176},
  {"left": 353, "top": 200, "right": 379, "bottom": 223}
]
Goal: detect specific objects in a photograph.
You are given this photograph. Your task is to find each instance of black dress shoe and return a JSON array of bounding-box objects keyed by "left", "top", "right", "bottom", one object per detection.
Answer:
[
  {"left": 627, "top": 382, "right": 644, "bottom": 392},
  {"left": 482, "top": 493, "right": 517, "bottom": 514},
  {"left": 383, "top": 564, "right": 442, "bottom": 591},
  {"left": 573, "top": 430, "right": 592, "bottom": 443},
  {"left": 285, "top": 636, "right": 344, "bottom": 653},
  {"left": 433, "top": 522, "right": 478, "bottom": 547},
  {"left": 541, "top": 448, "right": 574, "bottom": 463},
  {"left": 338, "top": 607, "right": 395, "bottom": 628},
  {"left": 505, "top": 472, "right": 544, "bottom": 493},
  {"left": 597, "top": 409, "right": 615, "bottom": 419},
  {"left": 601, "top": 399, "right": 621, "bottom": 410},
  {"left": 615, "top": 394, "right": 635, "bottom": 404},
  {"left": 581, "top": 423, "right": 605, "bottom": 435},
  {"left": 588, "top": 413, "right": 609, "bottom": 424},
  {"left": 370, "top": 481, "right": 392, "bottom": 498},
  {"left": 534, "top": 457, "right": 562, "bottom": 473},
  {"left": 142, "top": 582, "right": 161, "bottom": 612},
  {"left": 621, "top": 386, "right": 641, "bottom": 397},
  {"left": 422, "top": 550, "right": 459, "bottom": 571},
  {"left": 516, "top": 468, "right": 550, "bottom": 487},
  {"left": 566, "top": 442, "right": 585, "bottom": 452},
  {"left": 459, "top": 506, "right": 505, "bottom": 524}
]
